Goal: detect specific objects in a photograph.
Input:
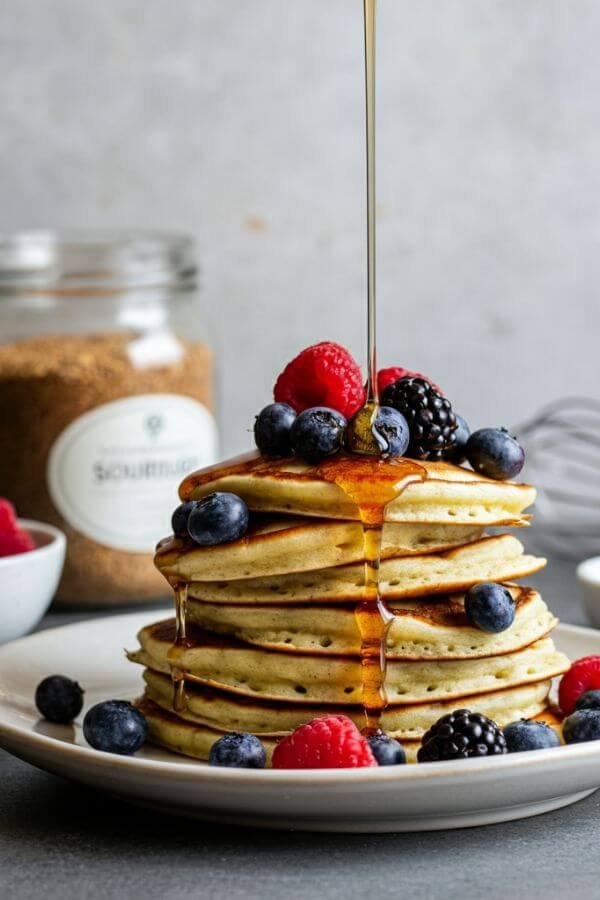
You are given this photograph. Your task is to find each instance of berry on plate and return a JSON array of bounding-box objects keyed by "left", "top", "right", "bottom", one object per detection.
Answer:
[
  {"left": 575, "top": 690, "right": 600, "bottom": 712},
  {"left": 558, "top": 656, "right": 600, "bottom": 715},
  {"left": 381, "top": 377, "right": 457, "bottom": 461},
  {"left": 272, "top": 715, "right": 378, "bottom": 769},
  {"left": 464, "top": 583, "right": 516, "bottom": 633},
  {"left": 367, "top": 731, "right": 406, "bottom": 766},
  {"left": 466, "top": 428, "right": 525, "bottom": 481},
  {"left": 0, "top": 498, "right": 35, "bottom": 558},
  {"left": 254, "top": 402, "right": 296, "bottom": 457},
  {"left": 563, "top": 709, "right": 600, "bottom": 745},
  {"left": 503, "top": 719, "right": 560, "bottom": 753},
  {"left": 35, "top": 675, "right": 84, "bottom": 725},
  {"left": 274, "top": 342, "right": 366, "bottom": 419},
  {"left": 377, "top": 367, "right": 441, "bottom": 395},
  {"left": 83, "top": 700, "right": 147, "bottom": 755},
  {"left": 209, "top": 732, "right": 267, "bottom": 768},
  {"left": 290, "top": 407, "right": 347, "bottom": 464},
  {"left": 186, "top": 492, "right": 249, "bottom": 546},
  {"left": 418, "top": 709, "right": 507, "bottom": 762}
]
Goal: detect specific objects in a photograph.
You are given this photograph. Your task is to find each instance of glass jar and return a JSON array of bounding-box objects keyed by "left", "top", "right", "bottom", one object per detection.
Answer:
[{"left": 0, "top": 231, "right": 217, "bottom": 607}]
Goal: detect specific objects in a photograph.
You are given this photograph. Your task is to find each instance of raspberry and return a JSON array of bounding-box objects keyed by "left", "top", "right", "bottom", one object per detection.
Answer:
[
  {"left": 559, "top": 656, "right": 600, "bottom": 715},
  {"left": 271, "top": 715, "right": 378, "bottom": 769},
  {"left": 0, "top": 498, "right": 35, "bottom": 557},
  {"left": 0, "top": 499, "right": 18, "bottom": 535},
  {"left": 274, "top": 342, "right": 366, "bottom": 419},
  {"left": 378, "top": 367, "right": 441, "bottom": 396}
]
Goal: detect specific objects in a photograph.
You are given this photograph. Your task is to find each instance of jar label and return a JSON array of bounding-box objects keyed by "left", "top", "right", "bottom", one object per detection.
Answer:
[{"left": 47, "top": 394, "right": 218, "bottom": 553}]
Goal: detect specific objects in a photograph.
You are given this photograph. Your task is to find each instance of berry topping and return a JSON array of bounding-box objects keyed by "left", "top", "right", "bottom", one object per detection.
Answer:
[
  {"left": 445, "top": 414, "right": 471, "bottom": 465},
  {"left": 464, "top": 583, "right": 516, "bottom": 634},
  {"left": 274, "top": 342, "right": 366, "bottom": 419},
  {"left": 378, "top": 367, "right": 441, "bottom": 395},
  {"left": 466, "top": 428, "right": 525, "bottom": 481},
  {"left": 83, "top": 700, "right": 147, "bottom": 755},
  {"left": 186, "top": 492, "right": 249, "bottom": 546},
  {"left": 503, "top": 719, "right": 560, "bottom": 753},
  {"left": 0, "top": 498, "right": 35, "bottom": 558},
  {"left": 209, "top": 732, "right": 267, "bottom": 768},
  {"left": 563, "top": 709, "right": 600, "bottom": 744},
  {"left": 418, "top": 709, "right": 507, "bottom": 762},
  {"left": 35, "top": 675, "right": 84, "bottom": 725},
  {"left": 272, "top": 715, "right": 378, "bottom": 769},
  {"left": 254, "top": 402, "right": 296, "bottom": 458},
  {"left": 559, "top": 656, "right": 600, "bottom": 715},
  {"left": 367, "top": 731, "right": 407, "bottom": 765},
  {"left": 575, "top": 690, "right": 600, "bottom": 712},
  {"left": 347, "top": 405, "right": 410, "bottom": 458},
  {"left": 171, "top": 501, "right": 196, "bottom": 539},
  {"left": 380, "top": 377, "right": 458, "bottom": 461},
  {"left": 290, "top": 407, "right": 347, "bottom": 464}
]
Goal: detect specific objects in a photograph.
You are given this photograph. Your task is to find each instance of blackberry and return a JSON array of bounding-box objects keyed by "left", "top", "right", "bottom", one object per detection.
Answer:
[
  {"left": 418, "top": 709, "right": 507, "bottom": 762},
  {"left": 381, "top": 377, "right": 457, "bottom": 461}
]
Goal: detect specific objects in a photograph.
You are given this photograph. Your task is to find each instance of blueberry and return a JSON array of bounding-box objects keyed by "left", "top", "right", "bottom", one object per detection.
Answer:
[
  {"left": 575, "top": 690, "right": 600, "bottom": 712},
  {"left": 464, "top": 582, "right": 516, "bottom": 633},
  {"left": 254, "top": 402, "right": 296, "bottom": 457},
  {"left": 445, "top": 414, "right": 471, "bottom": 464},
  {"left": 187, "top": 492, "right": 249, "bottom": 546},
  {"left": 290, "top": 406, "right": 347, "bottom": 463},
  {"left": 563, "top": 709, "right": 600, "bottom": 745},
  {"left": 466, "top": 427, "right": 525, "bottom": 481},
  {"left": 35, "top": 675, "right": 84, "bottom": 724},
  {"left": 83, "top": 700, "right": 147, "bottom": 755},
  {"left": 371, "top": 407, "right": 410, "bottom": 458},
  {"left": 503, "top": 719, "right": 560, "bottom": 752},
  {"left": 209, "top": 732, "right": 267, "bottom": 768},
  {"left": 171, "top": 501, "right": 196, "bottom": 539},
  {"left": 368, "top": 731, "right": 407, "bottom": 765}
]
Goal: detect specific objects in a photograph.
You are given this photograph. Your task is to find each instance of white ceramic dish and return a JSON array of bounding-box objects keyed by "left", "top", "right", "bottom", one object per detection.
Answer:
[
  {"left": 0, "top": 519, "right": 66, "bottom": 644},
  {"left": 577, "top": 556, "right": 600, "bottom": 628},
  {"left": 0, "top": 611, "right": 598, "bottom": 833}
]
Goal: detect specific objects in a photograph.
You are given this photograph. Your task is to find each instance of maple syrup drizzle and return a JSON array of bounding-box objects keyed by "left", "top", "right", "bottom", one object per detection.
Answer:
[{"left": 168, "top": 581, "right": 189, "bottom": 712}]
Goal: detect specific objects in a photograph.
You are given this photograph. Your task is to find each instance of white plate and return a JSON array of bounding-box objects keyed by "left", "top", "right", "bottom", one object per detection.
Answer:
[{"left": 0, "top": 612, "right": 599, "bottom": 833}]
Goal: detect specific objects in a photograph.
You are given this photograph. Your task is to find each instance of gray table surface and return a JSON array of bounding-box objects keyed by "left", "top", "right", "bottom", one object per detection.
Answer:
[{"left": 2, "top": 558, "right": 599, "bottom": 900}]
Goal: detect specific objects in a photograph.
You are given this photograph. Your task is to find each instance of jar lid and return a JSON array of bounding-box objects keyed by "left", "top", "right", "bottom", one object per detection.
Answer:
[{"left": 0, "top": 231, "right": 197, "bottom": 293}]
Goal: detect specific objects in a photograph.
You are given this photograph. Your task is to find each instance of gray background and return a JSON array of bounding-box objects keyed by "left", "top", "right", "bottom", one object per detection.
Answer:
[{"left": 2, "top": 0, "right": 600, "bottom": 454}]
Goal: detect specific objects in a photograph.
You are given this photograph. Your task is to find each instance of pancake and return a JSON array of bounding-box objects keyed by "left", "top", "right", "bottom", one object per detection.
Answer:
[
  {"left": 142, "top": 667, "right": 553, "bottom": 740},
  {"left": 179, "top": 453, "right": 536, "bottom": 526},
  {"left": 129, "top": 621, "right": 569, "bottom": 706},
  {"left": 138, "top": 697, "right": 562, "bottom": 765},
  {"left": 185, "top": 535, "right": 545, "bottom": 604},
  {"left": 184, "top": 586, "right": 557, "bottom": 659},
  {"left": 155, "top": 517, "right": 485, "bottom": 582}
]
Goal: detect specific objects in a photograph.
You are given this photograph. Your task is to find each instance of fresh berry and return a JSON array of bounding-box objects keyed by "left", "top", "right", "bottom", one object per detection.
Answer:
[
  {"left": 171, "top": 501, "right": 196, "bottom": 539},
  {"left": 563, "top": 709, "right": 600, "bottom": 745},
  {"left": 464, "top": 583, "right": 516, "bottom": 633},
  {"left": 274, "top": 342, "right": 365, "bottom": 419},
  {"left": 254, "top": 402, "right": 296, "bottom": 457},
  {"left": 445, "top": 414, "right": 471, "bottom": 465},
  {"left": 371, "top": 407, "right": 411, "bottom": 457},
  {"left": 272, "top": 715, "right": 378, "bottom": 769},
  {"left": 290, "top": 407, "right": 347, "bottom": 464},
  {"left": 503, "top": 719, "right": 560, "bottom": 753},
  {"left": 187, "top": 492, "right": 249, "bottom": 546},
  {"left": 559, "top": 656, "right": 600, "bottom": 715},
  {"left": 381, "top": 377, "right": 457, "bottom": 461},
  {"left": 466, "top": 428, "right": 525, "bottom": 481},
  {"left": 0, "top": 498, "right": 35, "bottom": 558},
  {"left": 418, "top": 709, "right": 507, "bottom": 762},
  {"left": 575, "top": 690, "right": 600, "bottom": 712},
  {"left": 209, "top": 732, "right": 267, "bottom": 768},
  {"left": 83, "top": 700, "right": 147, "bottom": 755},
  {"left": 378, "top": 367, "right": 442, "bottom": 395},
  {"left": 35, "top": 675, "right": 84, "bottom": 725},
  {"left": 367, "top": 731, "right": 406, "bottom": 765}
]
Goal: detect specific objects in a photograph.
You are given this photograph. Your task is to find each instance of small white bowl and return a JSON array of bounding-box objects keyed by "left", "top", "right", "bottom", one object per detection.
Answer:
[
  {"left": 0, "top": 520, "right": 66, "bottom": 644},
  {"left": 577, "top": 556, "right": 600, "bottom": 628}
]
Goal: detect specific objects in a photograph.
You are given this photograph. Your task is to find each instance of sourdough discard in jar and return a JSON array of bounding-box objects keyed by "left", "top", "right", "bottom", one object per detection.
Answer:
[{"left": 0, "top": 231, "right": 217, "bottom": 607}]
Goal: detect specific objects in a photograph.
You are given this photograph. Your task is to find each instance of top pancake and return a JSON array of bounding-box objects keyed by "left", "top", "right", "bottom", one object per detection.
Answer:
[{"left": 179, "top": 453, "right": 535, "bottom": 526}]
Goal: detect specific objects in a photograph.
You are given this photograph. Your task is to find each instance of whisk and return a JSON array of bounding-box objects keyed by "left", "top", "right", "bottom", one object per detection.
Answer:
[{"left": 515, "top": 397, "right": 600, "bottom": 560}]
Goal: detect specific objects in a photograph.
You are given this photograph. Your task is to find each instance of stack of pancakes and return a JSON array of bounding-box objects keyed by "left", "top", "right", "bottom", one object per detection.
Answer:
[{"left": 129, "top": 454, "right": 569, "bottom": 762}]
